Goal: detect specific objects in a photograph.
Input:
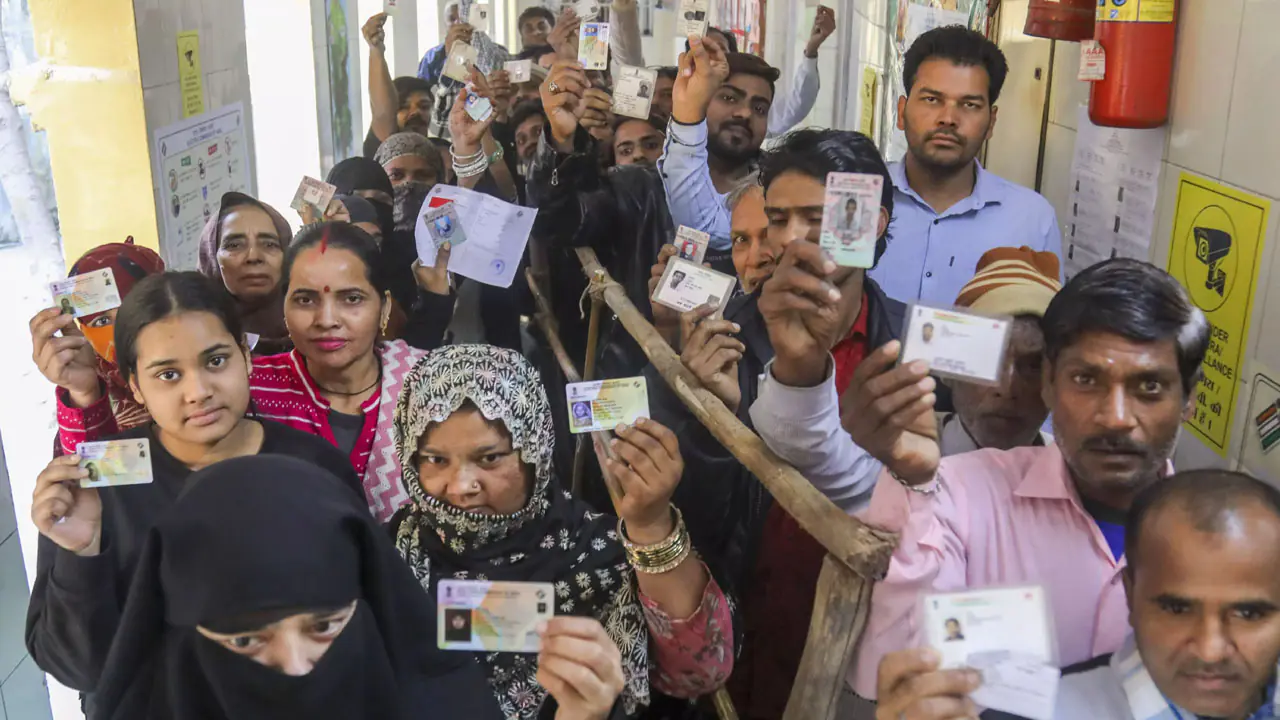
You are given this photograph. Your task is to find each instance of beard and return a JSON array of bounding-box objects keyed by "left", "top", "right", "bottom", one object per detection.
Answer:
[
  {"left": 708, "top": 121, "right": 760, "bottom": 165},
  {"left": 907, "top": 125, "right": 985, "bottom": 173}
]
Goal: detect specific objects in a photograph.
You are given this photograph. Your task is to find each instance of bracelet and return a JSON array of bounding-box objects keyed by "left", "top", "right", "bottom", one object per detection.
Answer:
[
  {"left": 453, "top": 156, "right": 490, "bottom": 179},
  {"left": 488, "top": 144, "right": 505, "bottom": 165},
  {"left": 890, "top": 469, "right": 941, "bottom": 495},
  {"left": 450, "top": 146, "right": 485, "bottom": 163},
  {"left": 618, "top": 505, "right": 693, "bottom": 574}
]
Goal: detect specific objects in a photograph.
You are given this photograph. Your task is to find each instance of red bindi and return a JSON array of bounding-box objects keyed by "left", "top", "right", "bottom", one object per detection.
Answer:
[{"left": 323, "top": 285, "right": 330, "bottom": 293}]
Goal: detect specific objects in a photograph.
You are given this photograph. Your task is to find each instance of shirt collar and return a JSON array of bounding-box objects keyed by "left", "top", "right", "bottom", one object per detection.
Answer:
[
  {"left": 1013, "top": 447, "right": 1175, "bottom": 502},
  {"left": 1113, "top": 634, "right": 1280, "bottom": 720},
  {"left": 289, "top": 349, "right": 382, "bottom": 413},
  {"left": 889, "top": 159, "right": 1004, "bottom": 217}
]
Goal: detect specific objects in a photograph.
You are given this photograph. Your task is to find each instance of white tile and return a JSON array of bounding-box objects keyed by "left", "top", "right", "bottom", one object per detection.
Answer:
[
  {"left": 1220, "top": 0, "right": 1280, "bottom": 200},
  {"left": 1147, "top": 159, "right": 1182, "bottom": 267},
  {"left": 1243, "top": 191, "right": 1280, "bottom": 373},
  {"left": 1, "top": 656, "right": 52, "bottom": 720},
  {"left": 1039, "top": 122, "right": 1077, "bottom": 236},
  {"left": 200, "top": 0, "right": 248, "bottom": 74},
  {"left": 1165, "top": 0, "right": 1245, "bottom": 178},
  {"left": 0, "top": 539, "right": 30, "bottom": 681},
  {"left": 0, "top": 442, "right": 17, "bottom": 543},
  {"left": 1047, "top": 41, "right": 1089, "bottom": 131}
]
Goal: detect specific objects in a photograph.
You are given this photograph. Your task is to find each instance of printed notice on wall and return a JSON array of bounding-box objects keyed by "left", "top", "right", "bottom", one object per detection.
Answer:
[
  {"left": 1239, "top": 365, "right": 1280, "bottom": 484},
  {"left": 1166, "top": 173, "right": 1271, "bottom": 458},
  {"left": 152, "top": 103, "right": 251, "bottom": 272},
  {"left": 1064, "top": 105, "right": 1165, "bottom": 280},
  {"left": 177, "top": 31, "right": 205, "bottom": 118}
]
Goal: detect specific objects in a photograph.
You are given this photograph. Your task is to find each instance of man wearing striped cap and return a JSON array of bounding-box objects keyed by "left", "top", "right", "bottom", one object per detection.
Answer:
[{"left": 939, "top": 246, "right": 1062, "bottom": 456}]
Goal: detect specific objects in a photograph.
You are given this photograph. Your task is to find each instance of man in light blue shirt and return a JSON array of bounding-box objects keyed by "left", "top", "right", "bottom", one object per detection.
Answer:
[
  {"left": 658, "top": 38, "right": 780, "bottom": 252},
  {"left": 869, "top": 25, "right": 1062, "bottom": 307}
]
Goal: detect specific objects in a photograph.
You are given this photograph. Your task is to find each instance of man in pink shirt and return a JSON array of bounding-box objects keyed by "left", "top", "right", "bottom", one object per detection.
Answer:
[{"left": 748, "top": 258, "right": 1210, "bottom": 710}]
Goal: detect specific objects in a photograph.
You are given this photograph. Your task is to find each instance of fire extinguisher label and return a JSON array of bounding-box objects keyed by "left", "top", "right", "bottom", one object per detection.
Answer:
[
  {"left": 1078, "top": 40, "right": 1106, "bottom": 81},
  {"left": 1097, "top": 0, "right": 1175, "bottom": 23}
]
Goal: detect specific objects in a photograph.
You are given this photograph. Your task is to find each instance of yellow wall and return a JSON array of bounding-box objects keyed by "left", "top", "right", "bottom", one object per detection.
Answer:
[{"left": 21, "top": 0, "right": 158, "bottom": 265}]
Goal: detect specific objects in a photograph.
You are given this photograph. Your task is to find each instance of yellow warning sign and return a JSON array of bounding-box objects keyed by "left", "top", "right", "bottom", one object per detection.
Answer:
[
  {"left": 1166, "top": 173, "right": 1271, "bottom": 457},
  {"left": 177, "top": 31, "right": 205, "bottom": 118},
  {"left": 859, "top": 68, "right": 878, "bottom": 138},
  {"left": 1097, "top": 0, "right": 1175, "bottom": 23}
]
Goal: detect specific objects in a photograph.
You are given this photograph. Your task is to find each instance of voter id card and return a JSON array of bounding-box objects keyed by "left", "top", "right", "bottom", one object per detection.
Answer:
[
  {"left": 674, "top": 226, "right": 709, "bottom": 264},
  {"left": 566, "top": 377, "right": 650, "bottom": 434},
  {"left": 923, "top": 586, "right": 1060, "bottom": 720},
  {"left": 819, "top": 172, "right": 882, "bottom": 268},
  {"left": 652, "top": 257, "right": 736, "bottom": 316},
  {"left": 444, "top": 41, "right": 478, "bottom": 82},
  {"left": 505, "top": 59, "right": 533, "bottom": 83},
  {"left": 51, "top": 269, "right": 122, "bottom": 319},
  {"left": 680, "top": 0, "right": 710, "bottom": 37},
  {"left": 467, "top": 2, "right": 491, "bottom": 32},
  {"left": 900, "top": 304, "right": 1012, "bottom": 386},
  {"left": 423, "top": 204, "right": 467, "bottom": 248},
  {"left": 613, "top": 65, "right": 657, "bottom": 120},
  {"left": 574, "top": 0, "right": 600, "bottom": 21},
  {"left": 290, "top": 176, "right": 337, "bottom": 218},
  {"left": 75, "top": 439, "right": 154, "bottom": 489},
  {"left": 438, "top": 579, "right": 555, "bottom": 653},
  {"left": 579, "top": 22, "right": 610, "bottom": 71},
  {"left": 464, "top": 90, "right": 493, "bottom": 122}
]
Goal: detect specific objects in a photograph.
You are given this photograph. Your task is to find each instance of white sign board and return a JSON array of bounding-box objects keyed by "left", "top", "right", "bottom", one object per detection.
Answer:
[{"left": 152, "top": 103, "right": 251, "bottom": 271}]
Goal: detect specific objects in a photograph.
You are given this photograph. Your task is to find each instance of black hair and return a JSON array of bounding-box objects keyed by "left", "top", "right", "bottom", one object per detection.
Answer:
[
  {"left": 115, "top": 271, "right": 245, "bottom": 386},
  {"left": 509, "top": 98, "right": 547, "bottom": 131},
  {"left": 518, "top": 6, "right": 556, "bottom": 30},
  {"left": 516, "top": 44, "right": 556, "bottom": 63},
  {"left": 393, "top": 76, "right": 433, "bottom": 109},
  {"left": 725, "top": 52, "right": 780, "bottom": 101},
  {"left": 283, "top": 222, "right": 389, "bottom": 297},
  {"left": 655, "top": 66, "right": 678, "bottom": 81},
  {"left": 1125, "top": 470, "right": 1280, "bottom": 573},
  {"left": 684, "top": 27, "right": 739, "bottom": 54},
  {"left": 1042, "top": 258, "right": 1208, "bottom": 396},
  {"left": 903, "top": 25, "right": 1009, "bottom": 104},
  {"left": 759, "top": 128, "right": 895, "bottom": 267}
]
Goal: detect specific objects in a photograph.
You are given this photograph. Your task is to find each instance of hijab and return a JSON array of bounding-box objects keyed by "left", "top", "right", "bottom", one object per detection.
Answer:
[
  {"left": 327, "top": 158, "right": 395, "bottom": 239},
  {"left": 67, "top": 238, "right": 165, "bottom": 430},
  {"left": 392, "top": 345, "right": 649, "bottom": 719},
  {"left": 196, "top": 192, "right": 293, "bottom": 355},
  {"left": 92, "top": 455, "right": 501, "bottom": 720}
]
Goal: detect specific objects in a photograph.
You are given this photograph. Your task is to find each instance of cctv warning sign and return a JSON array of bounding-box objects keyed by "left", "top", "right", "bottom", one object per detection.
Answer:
[{"left": 1167, "top": 173, "right": 1271, "bottom": 457}]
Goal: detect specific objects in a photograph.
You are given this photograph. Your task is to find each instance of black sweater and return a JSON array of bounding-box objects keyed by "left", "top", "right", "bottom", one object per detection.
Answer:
[{"left": 25, "top": 420, "right": 364, "bottom": 701}]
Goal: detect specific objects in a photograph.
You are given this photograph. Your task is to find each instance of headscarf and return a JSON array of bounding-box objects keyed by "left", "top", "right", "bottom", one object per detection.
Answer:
[
  {"left": 374, "top": 132, "right": 445, "bottom": 230},
  {"left": 196, "top": 192, "right": 293, "bottom": 355},
  {"left": 92, "top": 455, "right": 501, "bottom": 720},
  {"left": 334, "top": 194, "right": 380, "bottom": 226},
  {"left": 67, "top": 238, "right": 165, "bottom": 430},
  {"left": 374, "top": 132, "right": 439, "bottom": 169},
  {"left": 326, "top": 157, "right": 396, "bottom": 240},
  {"left": 392, "top": 345, "right": 649, "bottom": 719}
]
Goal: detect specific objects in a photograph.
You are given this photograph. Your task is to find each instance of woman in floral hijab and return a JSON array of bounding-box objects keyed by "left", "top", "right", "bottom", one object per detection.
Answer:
[{"left": 391, "top": 345, "right": 732, "bottom": 719}]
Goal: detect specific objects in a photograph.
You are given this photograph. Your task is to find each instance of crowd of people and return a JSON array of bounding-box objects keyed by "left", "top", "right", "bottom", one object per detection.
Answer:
[{"left": 20, "top": 2, "right": 1273, "bottom": 720}]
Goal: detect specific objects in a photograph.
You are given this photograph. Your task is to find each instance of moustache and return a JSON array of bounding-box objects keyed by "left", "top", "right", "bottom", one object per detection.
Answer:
[
  {"left": 720, "top": 120, "right": 753, "bottom": 137},
  {"left": 1080, "top": 434, "right": 1147, "bottom": 455},
  {"left": 926, "top": 130, "right": 965, "bottom": 145},
  {"left": 1180, "top": 658, "right": 1243, "bottom": 679}
]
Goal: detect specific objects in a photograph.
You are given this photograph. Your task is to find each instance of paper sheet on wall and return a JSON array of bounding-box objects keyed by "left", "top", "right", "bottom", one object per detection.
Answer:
[
  {"left": 1063, "top": 105, "right": 1165, "bottom": 280},
  {"left": 152, "top": 103, "right": 252, "bottom": 271},
  {"left": 1238, "top": 362, "right": 1280, "bottom": 483},
  {"left": 415, "top": 185, "right": 537, "bottom": 288},
  {"left": 176, "top": 31, "right": 205, "bottom": 118}
]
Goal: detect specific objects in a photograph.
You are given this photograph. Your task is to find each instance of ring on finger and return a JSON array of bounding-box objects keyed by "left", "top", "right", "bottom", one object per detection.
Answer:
[{"left": 548, "top": 80, "right": 561, "bottom": 94}]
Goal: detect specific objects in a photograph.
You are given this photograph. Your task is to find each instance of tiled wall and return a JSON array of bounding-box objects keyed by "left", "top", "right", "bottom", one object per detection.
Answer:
[{"left": 0, "top": 440, "right": 53, "bottom": 719}]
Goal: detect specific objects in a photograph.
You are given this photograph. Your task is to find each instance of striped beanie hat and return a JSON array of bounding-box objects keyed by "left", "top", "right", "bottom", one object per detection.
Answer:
[{"left": 954, "top": 246, "right": 1062, "bottom": 318}]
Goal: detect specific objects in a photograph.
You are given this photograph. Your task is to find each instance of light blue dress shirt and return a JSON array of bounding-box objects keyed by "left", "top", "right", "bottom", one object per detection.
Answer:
[
  {"left": 658, "top": 119, "right": 734, "bottom": 251},
  {"left": 869, "top": 160, "right": 1063, "bottom": 306}
]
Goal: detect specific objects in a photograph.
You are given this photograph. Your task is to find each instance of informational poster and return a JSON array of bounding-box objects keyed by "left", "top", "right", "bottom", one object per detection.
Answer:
[
  {"left": 1063, "top": 105, "right": 1165, "bottom": 279},
  {"left": 152, "top": 103, "right": 251, "bottom": 271},
  {"left": 859, "top": 67, "right": 879, "bottom": 138},
  {"left": 1239, "top": 366, "right": 1280, "bottom": 484},
  {"left": 1166, "top": 173, "right": 1271, "bottom": 458},
  {"left": 176, "top": 31, "right": 205, "bottom": 118}
]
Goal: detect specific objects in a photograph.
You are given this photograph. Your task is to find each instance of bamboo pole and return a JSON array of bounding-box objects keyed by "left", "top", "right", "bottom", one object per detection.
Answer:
[{"left": 573, "top": 248, "right": 897, "bottom": 579}]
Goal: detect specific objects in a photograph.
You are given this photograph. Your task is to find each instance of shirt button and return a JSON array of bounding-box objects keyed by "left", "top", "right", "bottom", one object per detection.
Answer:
[
  {"left": 933, "top": 219, "right": 940, "bottom": 225},
  {"left": 926, "top": 271, "right": 933, "bottom": 278}
]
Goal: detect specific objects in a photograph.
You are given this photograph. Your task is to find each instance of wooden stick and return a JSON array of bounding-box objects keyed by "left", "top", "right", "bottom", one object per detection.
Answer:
[
  {"left": 712, "top": 688, "right": 741, "bottom": 720},
  {"left": 573, "top": 247, "right": 896, "bottom": 580},
  {"left": 782, "top": 555, "right": 874, "bottom": 720}
]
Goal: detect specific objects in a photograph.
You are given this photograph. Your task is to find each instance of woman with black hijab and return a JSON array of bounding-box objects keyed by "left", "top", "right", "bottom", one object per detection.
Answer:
[{"left": 91, "top": 455, "right": 627, "bottom": 720}]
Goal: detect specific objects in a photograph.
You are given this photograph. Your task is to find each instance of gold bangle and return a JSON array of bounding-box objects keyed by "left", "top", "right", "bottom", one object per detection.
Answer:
[{"left": 618, "top": 506, "right": 693, "bottom": 574}]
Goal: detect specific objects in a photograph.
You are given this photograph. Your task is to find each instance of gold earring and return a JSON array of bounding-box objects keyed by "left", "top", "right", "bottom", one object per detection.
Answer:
[{"left": 380, "top": 291, "right": 391, "bottom": 337}]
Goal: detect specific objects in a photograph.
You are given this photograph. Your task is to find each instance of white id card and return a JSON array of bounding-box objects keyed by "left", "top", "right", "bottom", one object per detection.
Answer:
[
  {"left": 574, "top": 0, "right": 600, "bottom": 21},
  {"left": 76, "top": 439, "right": 154, "bottom": 488},
  {"left": 566, "top": 377, "right": 650, "bottom": 434},
  {"left": 444, "top": 41, "right": 478, "bottom": 83},
  {"left": 652, "top": 257, "right": 736, "bottom": 316},
  {"left": 467, "top": 2, "right": 491, "bottom": 32},
  {"left": 680, "top": 0, "right": 710, "bottom": 37},
  {"left": 924, "top": 586, "right": 1060, "bottom": 720},
  {"left": 383, "top": 0, "right": 398, "bottom": 15},
  {"left": 612, "top": 65, "right": 657, "bottom": 120},
  {"left": 51, "top": 269, "right": 123, "bottom": 318},
  {"left": 820, "top": 172, "right": 882, "bottom": 268},
  {"left": 674, "top": 226, "right": 709, "bottom": 265},
  {"left": 900, "top": 304, "right": 1012, "bottom": 386},
  {"left": 438, "top": 579, "right": 554, "bottom": 653},
  {"left": 505, "top": 59, "right": 533, "bottom": 83},
  {"left": 579, "top": 22, "right": 610, "bottom": 71},
  {"left": 464, "top": 90, "right": 493, "bottom": 122}
]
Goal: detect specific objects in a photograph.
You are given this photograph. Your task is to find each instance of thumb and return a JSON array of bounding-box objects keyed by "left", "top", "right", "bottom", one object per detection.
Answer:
[{"left": 435, "top": 242, "right": 452, "bottom": 270}]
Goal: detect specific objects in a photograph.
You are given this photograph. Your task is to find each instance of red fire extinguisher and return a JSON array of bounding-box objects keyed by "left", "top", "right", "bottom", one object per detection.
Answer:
[
  {"left": 1089, "top": 0, "right": 1179, "bottom": 129},
  {"left": 1024, "top": 0, "right": 1095, "bottom": 42}
]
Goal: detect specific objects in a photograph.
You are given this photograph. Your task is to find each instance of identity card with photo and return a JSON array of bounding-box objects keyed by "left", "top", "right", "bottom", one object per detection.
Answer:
[
  {"left": 505, "top": 59, "right": 533, "bottom": 83},
  {"left": 652, "top": 257, "right": 736, "bottom": 316},
  {"left": 574, "top": 0, "right": 600, "bottom": 21},
  {"left": 75, "top": 439, "right": 154, "bottom": 489},
  {"left": 579, "top": 22, "right": 610, "bottom": 71},
  {"left": 289, "top": 176, "right": 337, "bottom": 218},
  {"left": 613, "top": 65, "right": 658, "bottom": 119},
  {"left": 464, "top": 90, "right": 493, "bottom": 122},
  {"left": 437, "top": 579, "right": 555, "bottom": 653},
  {"left": 566, "top": 377, "right": 650, "bottom": 435},
  {"left": 674, "top": 225, "right": 709, "bottom": 265},
  {"left": 444, "top": 41, "right": 479, "bottom": 82},
  {"left": 819, "top": 171, "right": 883, "bottom": 268},
  {"left": 899, "top": 304, "right": 1012, "bottom": 386},
  {"left": 383, "top": 0, "right": 398, "bottom": 15},
  {"left": 467, "top": 2, "right": 491, "bottom": 32},
  {"left": 924, "top": 586, "right": 1060, "bottom": 720},
  {"left": 424, "top": 203, "right": 468, "bottom": 248},
  {"left": 51, "top": 268, "right": 122, "bottom": 318},
  {"left": 680, "top": 0, "right": 710, "bottom": 37}
]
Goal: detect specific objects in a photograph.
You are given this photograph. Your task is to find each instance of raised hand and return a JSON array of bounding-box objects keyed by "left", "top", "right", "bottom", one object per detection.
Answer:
[
  {"left": 30, "top": 307, "right": 102, "bottom": 408},
  {"left": 450, "top": 74, "right": 497, "bottom": 154},
  {"left": 444, "top": 21, "right": 475, "bottom": 54},
  {"left": 32, "top": 455, "right": 103, "bottom": 556},
  {"left": 607, "top": 418, "right": 684, "bottom": 543},
  {"left": 672, "top": 35, "right": 730, "bottom": 125},
  {"left": 578, "top": 86, "right": 614, "bottom": 143},
  {"left": 413, "top": 243, "right": 453, "bottom": 296},
  {"left": 541, "top": 59, "right": 589, "bottom": 151},
  {"left": 757, "top": 240, "right": 845, "bottom": 388},
  {"left": 485, "top": 68, "right": 516, "bottom": 121},
  {"left": 838, "top": 341, "right": 940, "bottom": 485},
  {"left": 875, "top": 648, "right": 982, "bottom": 720},
  {"left": 806, "top": 6, "right": 836, "bottom": 57},
  {"left": 539, "top": 617, "right": 625, "bottom": 720},
  {"left": 679, "top": 306, "right": 744, "bottom": 413},
  {"left": 548, "top": 9, "right": 582, "bottom": 60},
  {"left": 362, "top": 13, "right": 389, "bottom": 52}
]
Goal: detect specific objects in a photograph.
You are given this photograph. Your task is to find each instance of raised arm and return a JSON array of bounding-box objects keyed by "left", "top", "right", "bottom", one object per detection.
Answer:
[
  {"left": 767, "top": 6, "right": 833, "bottom": 136},
  {"left": 363, "top": 14, "right": 401, "bottom": 145},
  {"left": 660, "top": 37, "right": 732, "bottom": 246},
  {"left": 608, "top": 0, "right": 645, "bottom": 68}
]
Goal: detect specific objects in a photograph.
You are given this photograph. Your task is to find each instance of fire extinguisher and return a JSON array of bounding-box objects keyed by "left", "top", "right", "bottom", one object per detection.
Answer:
[
  {"left": 1024, "top": 0, "right": 1095, "bottom": 42},
  {"left": 1089, "top": 0, "right": 1179, "bottom": 129}
]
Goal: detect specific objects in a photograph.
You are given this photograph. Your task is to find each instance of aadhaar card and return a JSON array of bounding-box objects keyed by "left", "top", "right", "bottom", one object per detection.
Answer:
[
  {"left": 899, "top": 304, "right": 1012, "bottom": 386},
  {"left": 51, "top": 268, "right": 122, "bottom": 319},
  {"left": 504, "top": 59, "right": 533, "bottom": 83},
  {"left": 444, "top": 40, "right": 479, "bottom": 82},
  {"left": 438, "top": 579, "right": 555, "bottom": 653},
  {"left": 679, "top": 0, "right": 710, "bottom": 37},
  {"left": 923, "top": 586, "right": 1059, "bottom": 720},
  {"left": 819, "top": 172, "right": 883, "bottom": 268},
  {"left": 566, "top": 377, "right": 650, "bottom": 434},
  {"left": 75, "top": 439, "right": 154, "bottom": 489},
  {"left": 289, "top": 176, "right": 337, "bottom": 218},
  {"left": 674, "top": 225, "right": 710, "bottom": 264},
  {"left": 652, "top": 257, "right": 736, "bottom": 316},
  {"left": 579, "top": 22, "right": 610, "bottom": 71},
  {"left": 612, "top": 65, "right": 657, "bottom": 120}
]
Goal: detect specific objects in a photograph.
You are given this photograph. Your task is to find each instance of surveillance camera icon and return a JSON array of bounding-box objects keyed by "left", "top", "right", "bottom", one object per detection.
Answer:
[{"left": 1194, "top": 227, "right": 1231, "bottom": 297}]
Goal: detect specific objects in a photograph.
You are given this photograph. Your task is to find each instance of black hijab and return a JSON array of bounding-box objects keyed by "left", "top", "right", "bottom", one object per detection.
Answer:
[
  {"left": 327, "top": 157, "right": 396, "bottom": 238},
  {"left": 91, "top": 455, "right": 501, "bottom": 720}
]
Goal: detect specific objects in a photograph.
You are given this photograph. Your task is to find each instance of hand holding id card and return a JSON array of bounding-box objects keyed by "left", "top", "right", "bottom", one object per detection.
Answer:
[
  {"left": 423, "top": 204, "right": 468, "bottom": 248},
  {"left": 76, "top": 439, "right": 154, "bottom": 488},
  {"left": 820, "top": 172, "right": 882, "bottom": 268},
  {"left": 652, "top": 257, "right": 737, "bottom": 316},
  {"left": 290, "top": 176, "right": 337, "bottom": 219},
  {"left": 505, "top": 59, "right": 533, "bottom": 83},
  {"left": 438, "top": 579, "right": 554, "bottom": 653},
  {"left": 579, "top": 22, "right": 610, "bottom": 70},
  {"left": 444, "top": 41, "right": 478, "bottom": 83},
  {"left": 567, "top": 377, "right": 650, "bottom": 434},
  {"left": 613, "top": 65, "right": 658, "bottom": 119},
  {"left": 51, "top": 269, "right": 122, "bottom": 318},
  {"left": 900, "top": 304, "right": 1012, "bottom": 386},
  {"left": 680, "top": 0, "right": 710, "bottom": 37},
  {"left": 923, "top": 586, "right": 1060, "bottom": 720}
]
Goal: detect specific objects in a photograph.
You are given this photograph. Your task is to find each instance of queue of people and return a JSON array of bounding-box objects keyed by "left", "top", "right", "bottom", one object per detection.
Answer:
[{"left": 19, "top": 5, "right": 1262, "bottom": 720}]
